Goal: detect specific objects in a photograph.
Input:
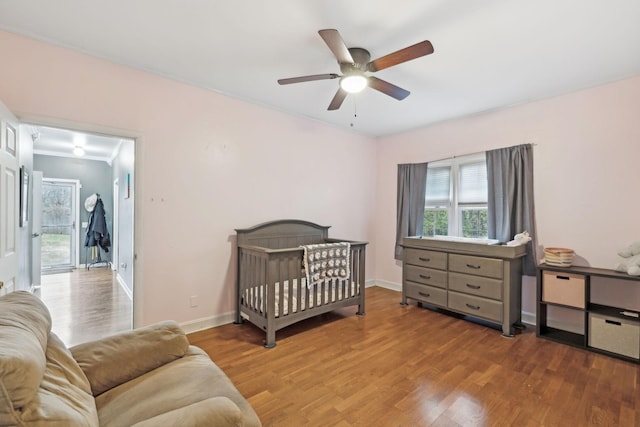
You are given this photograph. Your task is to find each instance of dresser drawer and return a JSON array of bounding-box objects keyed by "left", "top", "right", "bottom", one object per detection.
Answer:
[
  {"left": 404, "top": 265, "right": 447, "bottom": 289},
  {"left": 448, "top": 272, "right": 503, "bottom": 300},
  {"left": 405, "top": 282, "right": 447, "bottom": 307},
  {"left": 449, "top": 254, "right": 503, "bottom": 279},
  {"left": 448, "top": 291, "right": 503, "bottom": 322},
  {"left": 404, "top": 248, "right": 447, "bottom": 270}
]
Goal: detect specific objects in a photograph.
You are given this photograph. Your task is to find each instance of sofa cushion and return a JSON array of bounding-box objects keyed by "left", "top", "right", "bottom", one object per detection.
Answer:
[
  {"left": 131, "top": 397, "right": 243, "bottom": 427},
  {"left": 0, "top": 291, "right": 51, "bottom": 425},
  {"left": 70, "top": 320, "right": 189, "bottom": 396},
  {"left": 17, "top": 333, "right": 99, "bottom": 426},
  {"left": 95, "top": 346, "right": 261, "bottom": 427}
]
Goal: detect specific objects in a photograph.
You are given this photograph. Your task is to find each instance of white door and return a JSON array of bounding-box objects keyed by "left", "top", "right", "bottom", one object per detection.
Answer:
[
  {"left": 0, "top": 102, "right": 19, "bottom": 296},
  {"left": 40, "top": 178, "right": 80, "bottom": 272},
  {"left": 31, "top": 171, "right": 42, "bottom": 289}
]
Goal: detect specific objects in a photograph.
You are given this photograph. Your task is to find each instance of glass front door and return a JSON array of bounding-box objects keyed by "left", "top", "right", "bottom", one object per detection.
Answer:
[{"left": 41, "top": 179, "right": 78, "bottom": 272}]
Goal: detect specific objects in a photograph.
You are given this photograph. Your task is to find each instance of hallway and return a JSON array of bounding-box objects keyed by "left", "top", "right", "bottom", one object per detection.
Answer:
[{"left": 38, "top": 267, "right": 132, "bottom": 346}]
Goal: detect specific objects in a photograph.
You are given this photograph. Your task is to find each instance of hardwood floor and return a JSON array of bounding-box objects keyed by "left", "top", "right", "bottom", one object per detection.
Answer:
[
  {"left": 38, "top": 267, "right": 132, "bottom": 347},
  {"left": 189, "top": 286, "right": 640, "bottom": 427}
]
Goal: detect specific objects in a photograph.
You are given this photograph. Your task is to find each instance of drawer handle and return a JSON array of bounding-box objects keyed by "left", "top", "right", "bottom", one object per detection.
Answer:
[
  {"left": 605, "top": 319, "right": 622, "bottom": 326},
  {"left": 466, "top": 284, "right": 481, "bottom": 290},
  {"left": 419, "top": 257, "right": 431, "bottom": 262},
  {"left": 465, "top": 303, "right": 480, "bottom": 310},
  {"left": 419, "top": 274, "right": 431, "bottom": 279},
  {"left": 466, "top": 264, "right": 481, "bottom": 269},
  {"left": 556, "top": 275, "right": 570, "bottom": 280},
  {"left": 419, "top": 291, "right": 431, "bottom": 298}
]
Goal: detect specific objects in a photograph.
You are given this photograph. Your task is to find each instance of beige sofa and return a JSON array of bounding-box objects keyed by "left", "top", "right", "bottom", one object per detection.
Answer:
[{"left": 0, "top": 291, "right": 261, "bottom": 427}]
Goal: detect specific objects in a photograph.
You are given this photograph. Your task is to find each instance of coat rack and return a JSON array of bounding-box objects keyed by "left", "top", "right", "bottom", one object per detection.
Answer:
[
  {"left": 86, "top": 246, "right": 110, "bottom": 270},
  {"left": 84, "top": 193, "right": 112, "bottom": 269}
]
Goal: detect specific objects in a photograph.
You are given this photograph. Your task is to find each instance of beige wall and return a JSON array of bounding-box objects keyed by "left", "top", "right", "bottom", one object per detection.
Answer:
[
  {"left": 375, "top": 75, "right": 640, "bottom": 316},
  {"left": 0, "top": 30, "right": 377, "bottom": 328},
  {"left": 3, "top": 27, "right": 639, "bottom": 328}
]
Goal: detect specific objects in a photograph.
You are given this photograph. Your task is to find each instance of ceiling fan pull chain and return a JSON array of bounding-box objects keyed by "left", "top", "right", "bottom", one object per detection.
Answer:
[{"left": 351, "top": 99, "right": 358, "bottom": 127}]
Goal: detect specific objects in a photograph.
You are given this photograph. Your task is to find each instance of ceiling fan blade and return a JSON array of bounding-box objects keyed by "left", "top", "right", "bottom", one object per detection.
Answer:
[
  {"left": 367, "top": 40, "right": 434, "bottom": 72},
  {"left": 318, "top": 29, "right": 354, "bottom": 64},
  {"left": 278, "top": 73, "right": 339, "bottom": 85},
  {"left": 328, "top": 88, "right": 348, "bottom": 110},
  {"left": 367, "top": 76, "right": 410, "bottom": 100}
]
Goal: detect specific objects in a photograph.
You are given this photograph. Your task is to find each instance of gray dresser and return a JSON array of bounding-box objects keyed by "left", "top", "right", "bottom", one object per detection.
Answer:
[{"left": 402, "top": 237, "right": 527, "bottom": 336}]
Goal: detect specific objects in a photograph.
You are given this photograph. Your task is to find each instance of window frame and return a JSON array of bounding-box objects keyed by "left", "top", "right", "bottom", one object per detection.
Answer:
[{"left": 424, "top": 153, "right": 488, "bottom": 238}]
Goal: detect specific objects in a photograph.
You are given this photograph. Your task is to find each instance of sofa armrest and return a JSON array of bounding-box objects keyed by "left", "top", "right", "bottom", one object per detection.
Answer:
[
  {"left": 69, "top": 320, "right": 189, "bottom": 396},
  {"left": 131, "top": 397, "right": 244, "bottom": 427}
]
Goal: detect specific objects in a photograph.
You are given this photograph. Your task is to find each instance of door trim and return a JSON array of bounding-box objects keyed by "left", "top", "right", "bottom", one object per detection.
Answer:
[
  {"left": 40, "top": 178, "right": 81, "bottom": 270},
  {"left": 19, "top": 114, "right": 141, "bottom": 329},
  {"left": 112, "top": 178, "right": 119, "bottom": 271}
]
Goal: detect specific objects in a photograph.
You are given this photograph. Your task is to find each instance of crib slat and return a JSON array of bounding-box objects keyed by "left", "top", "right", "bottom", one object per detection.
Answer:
[
  {"left": 277, "top": 258, "right": 283, "bottom": 317},
  {"left": 287, "top": 256, "right": 295, "bottom": 316},
  {"left": 295, "top": 254, "right": 303, "bottom": 314}
]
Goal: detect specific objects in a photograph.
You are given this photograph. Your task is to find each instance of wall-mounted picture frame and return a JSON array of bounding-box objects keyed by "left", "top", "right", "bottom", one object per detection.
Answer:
[{"left": 20, "top": 166, "right": 29, "bottom": 227}]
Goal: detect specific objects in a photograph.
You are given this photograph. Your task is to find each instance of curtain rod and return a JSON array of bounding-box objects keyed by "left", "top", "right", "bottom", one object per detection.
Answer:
[{"left": 449, "top": 142, "right": 537, "bottom": 160}]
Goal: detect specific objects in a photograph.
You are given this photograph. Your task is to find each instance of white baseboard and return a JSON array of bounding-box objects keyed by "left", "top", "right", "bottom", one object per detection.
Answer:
[
  {"left": 180, "top": 312, "right": 236, "bottom": 335},
  {"left": 521, "top": 311, "right": 536, "bottom": 326},
  {"left": 116, "top": 273, "right": 133, "bottom": 301},
  {"left": 365, "top": 279, "right": 378, "bottom": 288},
  {"left": 177, "top": 281, "right": 538, "bottom": 334},
  {"left": 371, "top": 280, "right": 402, "bottom": 292}
]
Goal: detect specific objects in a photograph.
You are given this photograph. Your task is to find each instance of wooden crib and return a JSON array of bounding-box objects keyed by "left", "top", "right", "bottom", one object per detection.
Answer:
[{"left": 235, "top": 219, "right": 367, "bottom": 348}]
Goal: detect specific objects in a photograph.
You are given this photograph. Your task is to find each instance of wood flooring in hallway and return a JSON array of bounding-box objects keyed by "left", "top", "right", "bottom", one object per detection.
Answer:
[{"left": 38, "top": 267, "right": 132, "bottom": 346}]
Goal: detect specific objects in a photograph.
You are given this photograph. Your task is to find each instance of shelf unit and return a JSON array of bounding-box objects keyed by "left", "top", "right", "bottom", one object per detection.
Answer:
[{"left": 536, "top": 264, "right": 640, "bottom": 363}]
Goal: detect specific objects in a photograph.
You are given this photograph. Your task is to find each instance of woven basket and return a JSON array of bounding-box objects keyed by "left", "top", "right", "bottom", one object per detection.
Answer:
[{"left": 544, "top": 247, "right": 575, "bottom": 267}]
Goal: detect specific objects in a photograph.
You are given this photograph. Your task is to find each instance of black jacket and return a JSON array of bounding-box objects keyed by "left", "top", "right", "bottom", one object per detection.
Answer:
[{"left": 84, "top": 198, "right": 111, "bottom": 252}]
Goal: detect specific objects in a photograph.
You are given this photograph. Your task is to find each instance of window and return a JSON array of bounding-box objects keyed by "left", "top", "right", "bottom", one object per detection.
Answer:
[{"left": 423, "top": 153, "right": 488, "bottom": 238}]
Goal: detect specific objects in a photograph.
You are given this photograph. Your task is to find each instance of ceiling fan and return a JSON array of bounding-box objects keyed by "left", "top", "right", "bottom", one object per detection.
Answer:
[{"left": 277, "top": 29, "right": 434, "bottom": 111}]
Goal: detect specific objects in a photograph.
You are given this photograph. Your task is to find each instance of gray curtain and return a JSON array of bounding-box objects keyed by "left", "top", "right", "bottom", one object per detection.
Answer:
[
  {"left": 395, "top": 162, "right": 428, "bottom": 260},
  {"left": 486, "top": 144, "right": 537, "bottom": 275}
]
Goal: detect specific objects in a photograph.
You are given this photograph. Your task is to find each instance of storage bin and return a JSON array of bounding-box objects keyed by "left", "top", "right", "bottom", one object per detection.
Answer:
[
  {"left": 542, "top": 271, "right": 585, "bottom": 308},
  {"left": 588, "top": 313, "right": 640, "bottom": 359}
]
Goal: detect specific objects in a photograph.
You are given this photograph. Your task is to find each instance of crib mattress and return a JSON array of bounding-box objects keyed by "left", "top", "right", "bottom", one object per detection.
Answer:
[{"left": 242, "top": 280, "right": 359, "bottom": 317}]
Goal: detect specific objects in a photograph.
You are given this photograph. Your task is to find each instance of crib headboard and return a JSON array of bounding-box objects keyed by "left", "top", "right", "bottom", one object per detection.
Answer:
[{"left": 235, "top": 219, "right": 330, "bottom": 249}]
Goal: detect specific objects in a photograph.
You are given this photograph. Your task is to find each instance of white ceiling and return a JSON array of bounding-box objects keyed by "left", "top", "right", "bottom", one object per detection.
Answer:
[
  {"left": 30, "top": 125, "right": 124, "bottom": 164},
  {"left": 1, "top": 1, "right": 640, "bottom": 138}
]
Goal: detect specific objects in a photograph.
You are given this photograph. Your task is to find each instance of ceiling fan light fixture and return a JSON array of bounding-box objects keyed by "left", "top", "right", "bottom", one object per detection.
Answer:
[
  {"left": 73, "top": 146, "right": 85, "bottom": 156},
  {"left": 340, "top": 74, "right": 367, "bottom": 93}
]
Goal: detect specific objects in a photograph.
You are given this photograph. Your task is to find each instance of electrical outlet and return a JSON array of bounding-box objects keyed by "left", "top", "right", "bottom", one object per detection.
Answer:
[{"left": 190, "top": 295, "right": 198, "bottom": 308}]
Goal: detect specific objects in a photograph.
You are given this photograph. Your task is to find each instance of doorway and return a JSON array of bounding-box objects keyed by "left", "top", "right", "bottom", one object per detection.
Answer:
[
  {"left": 28, "top": 123, "right": 135, "bottom": 343},
  {"left": 40, "top": 178, "right": 80, "bottom": 274}
]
